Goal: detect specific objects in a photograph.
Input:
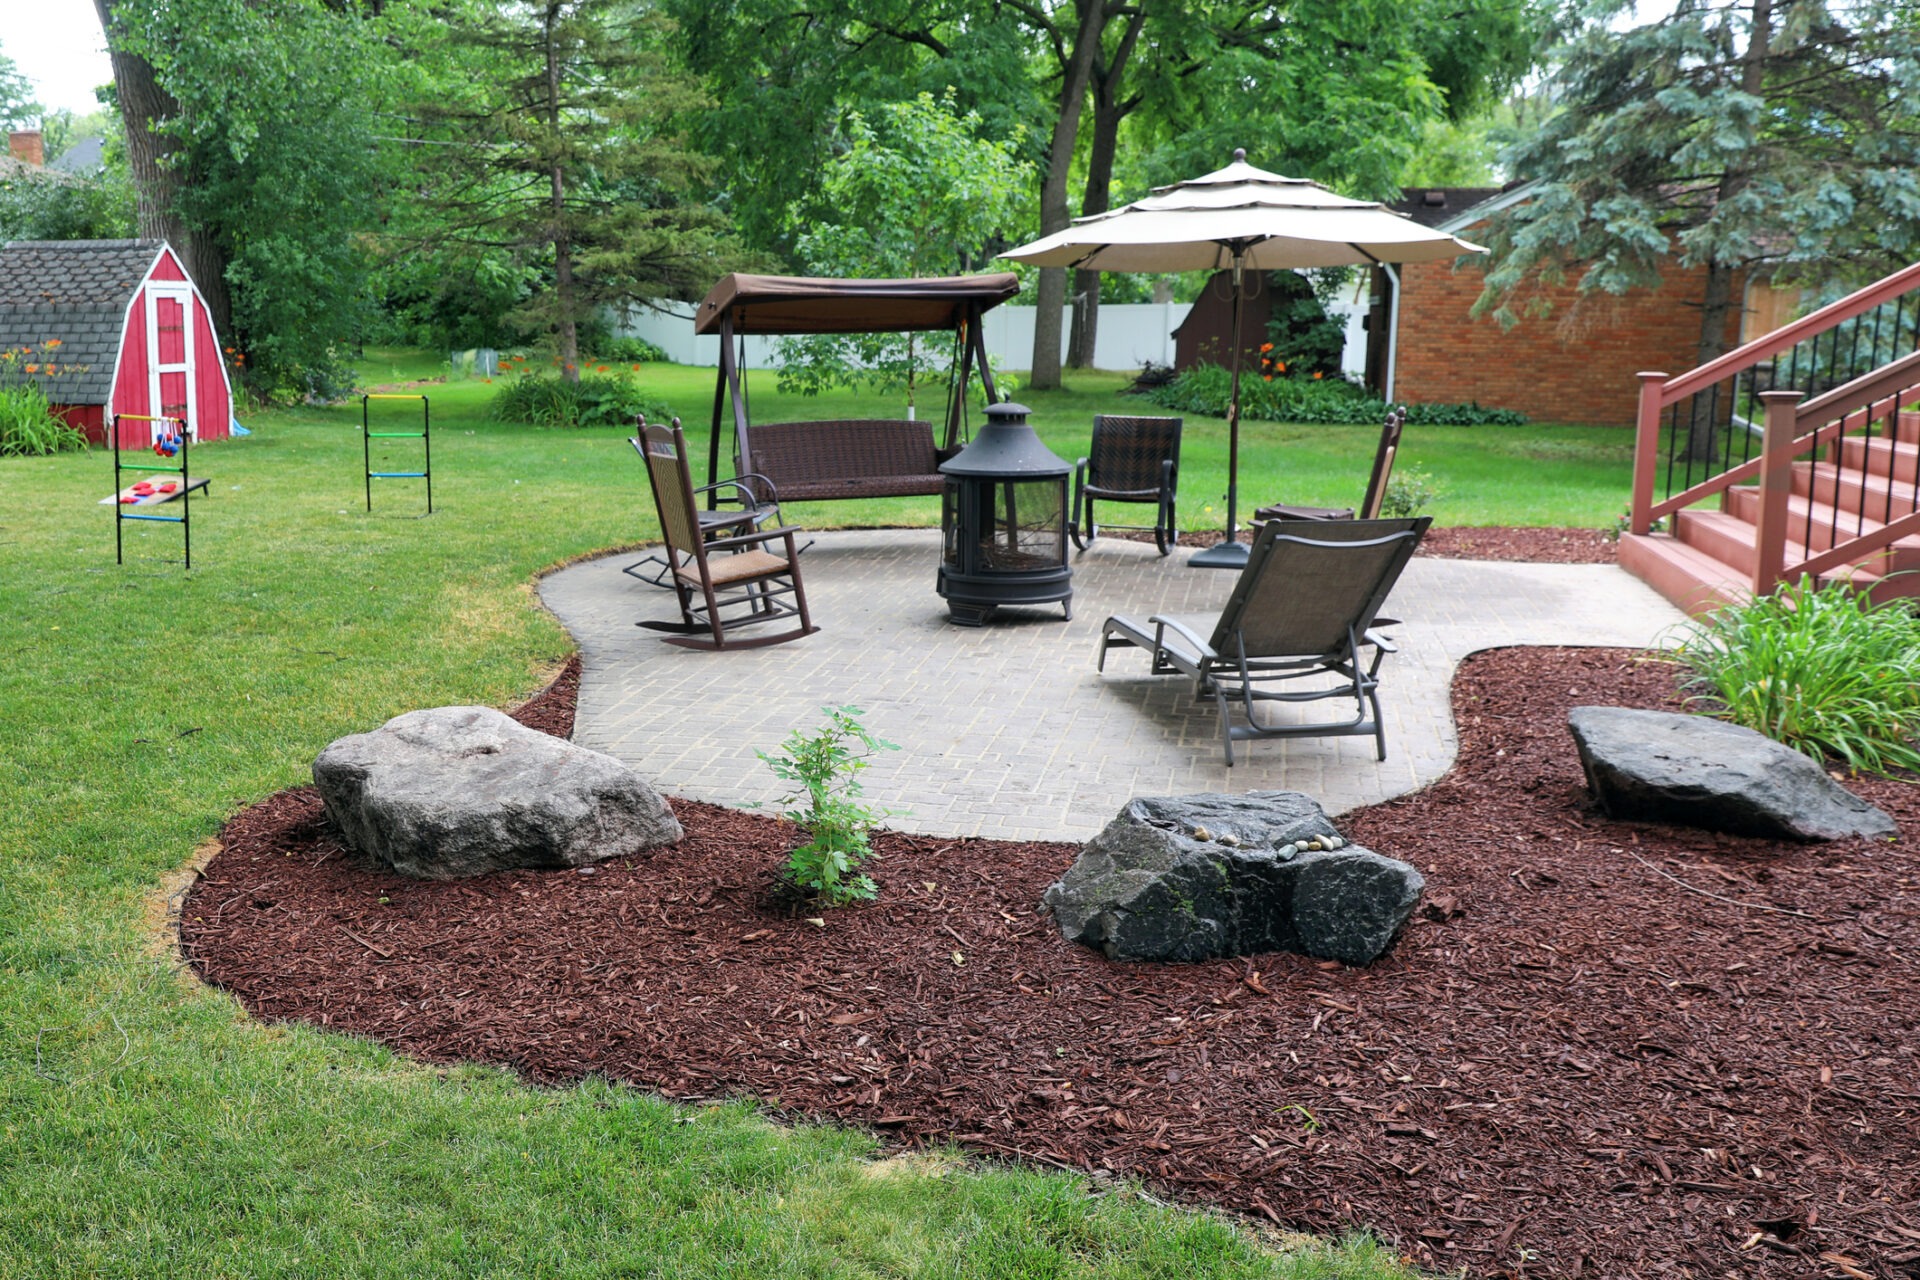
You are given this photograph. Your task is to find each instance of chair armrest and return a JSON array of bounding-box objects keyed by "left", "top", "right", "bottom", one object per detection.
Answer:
[
  {"left": 703, "top": 525, "right": 805, "bottom": 552},
  {"left": 1147, "top": 614, "right": 1217, "bottom": 659},
  {"left": 1360, "top": 628, "right": 1397, "bottom": 653},
  {"left": 697, "top": 475, "right": 778, "bottom": 507}
]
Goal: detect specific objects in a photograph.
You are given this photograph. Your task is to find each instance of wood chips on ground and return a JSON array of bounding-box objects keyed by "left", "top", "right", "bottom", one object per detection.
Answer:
[{"left": 183, "top": 607, "right": 1917, "bottom": 1279}]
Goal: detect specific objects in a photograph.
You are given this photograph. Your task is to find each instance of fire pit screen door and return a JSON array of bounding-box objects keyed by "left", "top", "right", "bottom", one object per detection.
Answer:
[{"left": 938, "top": 402, "right": 1072, "bottom": 626}]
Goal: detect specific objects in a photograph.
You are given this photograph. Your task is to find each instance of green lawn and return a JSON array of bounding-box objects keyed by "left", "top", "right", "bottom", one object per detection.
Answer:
[{"left": 0, "top": 351, "right": 1631, "bottom": 1278}]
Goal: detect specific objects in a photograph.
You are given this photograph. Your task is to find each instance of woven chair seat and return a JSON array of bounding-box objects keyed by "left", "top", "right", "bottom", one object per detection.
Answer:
[{"left": 678, "top": 548, "right": 795, "bottom": 587}]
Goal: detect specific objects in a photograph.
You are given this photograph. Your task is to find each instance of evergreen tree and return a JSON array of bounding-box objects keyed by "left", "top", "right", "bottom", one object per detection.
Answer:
[
  {"left": 1477, "top": 0, "right": 1920, "bottom": 374},
  {"left": 407, "top": 0, "right": 734, "bottom": 380}
]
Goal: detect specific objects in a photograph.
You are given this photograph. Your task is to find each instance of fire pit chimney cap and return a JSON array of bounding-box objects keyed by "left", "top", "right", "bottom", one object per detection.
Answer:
[{"left": 941, "top": 400, "right": 1068, "bottom": 477}]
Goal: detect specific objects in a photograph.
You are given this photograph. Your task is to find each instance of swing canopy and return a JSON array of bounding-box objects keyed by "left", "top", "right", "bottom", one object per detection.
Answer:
[
  {"left": 694, "top": 272, "right": 1022, "bottom": 499},
  {"left": 693, "top": 272, "right": 1022, "bottom": 336}
]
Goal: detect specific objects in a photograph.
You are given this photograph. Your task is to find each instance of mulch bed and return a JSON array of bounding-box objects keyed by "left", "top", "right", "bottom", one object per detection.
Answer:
[
  {"left": 1113, "top": 525, "right": 1620, "bottom": 564},
  {"left": 182, "top": 653, "right": 1918, "bottom": 1278}
]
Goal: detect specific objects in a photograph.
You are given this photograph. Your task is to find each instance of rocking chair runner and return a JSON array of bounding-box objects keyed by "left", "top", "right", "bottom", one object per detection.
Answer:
[
  {"left": 1070, "top": 415, "right": 1182, "bottom": 555},
  {"left": 1255, "top": 407, "right": 1405, "bottom": 524},
  {"left": 635, "top": 419, "right": 818, "bottom": 651},
  {"left": 1097, "top": 517, "right": 1430, "bottom": 763}
]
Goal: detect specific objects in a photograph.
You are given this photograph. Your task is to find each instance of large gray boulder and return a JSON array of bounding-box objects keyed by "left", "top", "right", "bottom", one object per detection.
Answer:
[
  {"left": 1041, "top": 792, "right": 1424, "bottom": 966},
  {"left": 313, "top": 706, "right": 682, "bottom": 878},
  {"left": 1568, "top": 706, "right": 1897, "bottom": 842}
]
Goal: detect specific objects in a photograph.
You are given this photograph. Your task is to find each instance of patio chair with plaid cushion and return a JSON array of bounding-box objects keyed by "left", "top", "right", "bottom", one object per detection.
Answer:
[{"left": 1070, "top": 414, "right": 1182, "bottom": 555}]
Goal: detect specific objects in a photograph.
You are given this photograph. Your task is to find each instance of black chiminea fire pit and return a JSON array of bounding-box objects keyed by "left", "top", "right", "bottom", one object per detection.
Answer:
[{"left": 938, "top": 401, "right": 1072, "bottom": 626}]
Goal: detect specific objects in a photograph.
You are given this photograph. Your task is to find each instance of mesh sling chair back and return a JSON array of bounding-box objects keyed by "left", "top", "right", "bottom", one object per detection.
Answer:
[
  {"left": 624, "top": 414, "right": 782, "bottom": 589},
  {"left": 635, "top": 419, "right": 818, "bottom": 651},
  {"left": 1070, "top": 415, "right": 1182, "bottom": 555},
  {"left": 1255, "top": 406, "right": 1406, "bottom": 524},
  {"left": 1097, "top": 516, "right": 1431, "bottom": 763}
]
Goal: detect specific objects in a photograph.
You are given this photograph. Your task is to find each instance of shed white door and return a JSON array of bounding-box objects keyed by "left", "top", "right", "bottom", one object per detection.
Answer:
[{"left": 145, "top": 285, "right": 198, "bottom": 441}]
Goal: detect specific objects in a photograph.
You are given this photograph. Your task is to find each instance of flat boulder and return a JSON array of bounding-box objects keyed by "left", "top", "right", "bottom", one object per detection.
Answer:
[
  {"left": 1041, "top": 791, "right": 1424, "bottom": 966},
  {"left": 313, "top": 706, "right": 682, "bottom": 879},
  {"left": 1567, "top": 706, "right": 1897, "bottom": 842}
]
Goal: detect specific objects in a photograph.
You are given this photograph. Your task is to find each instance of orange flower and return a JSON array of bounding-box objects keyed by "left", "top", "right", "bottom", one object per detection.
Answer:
[
  {"left": 1262, "top": 373, "right": 1272, "bottom": 381},
  {"left": 596, "top": 364, "right": 608, "bottom": 373},
  {"left": 631, "top": 364, "right": 641, "bottom": 371},
  {"left": 46, "top": 338, "right": 61, "bottom": 347},
  {"left": 1274, "top": 360, "right": 1287, "bottom": 373},
  {"left": 1312, "top": 371, "right": 1323, "bottom": 380},
  {"left": 224, "top": 346, "right": 234, "bottom": 353},
  {"left": 24, "top": 363, "right": 37, "bottom": 373},
  {"left": 1259, "top": 342, "right": 1272, "bottom": 353}
]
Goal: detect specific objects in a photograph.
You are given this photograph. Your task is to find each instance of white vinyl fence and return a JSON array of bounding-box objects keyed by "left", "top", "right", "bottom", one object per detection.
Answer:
[{"left": 614, "top": 296, "right": 1368, "bottom": 378}]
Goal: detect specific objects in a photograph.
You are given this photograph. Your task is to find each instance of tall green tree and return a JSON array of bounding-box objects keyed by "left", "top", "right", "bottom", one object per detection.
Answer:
[
  {"left": 94, "top": 0, "right": 388, "bottom": 397},
  {"left": 775, "top": 92, "right": 1031, "bottom": 410},
  {"left": 1476, "top": 0, "right": 1920, "bottom": 376},
  {"left": 0, "top": 48, "right": 41, "bottom": 128},
  {"left": 407, "top": 0, "right": 734, "bottom": 380}
]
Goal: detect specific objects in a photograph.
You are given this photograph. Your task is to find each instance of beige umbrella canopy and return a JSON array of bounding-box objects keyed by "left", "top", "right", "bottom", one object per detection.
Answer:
[{"left": 1002, "top": 150, "right": 1484, "bottom": 566}]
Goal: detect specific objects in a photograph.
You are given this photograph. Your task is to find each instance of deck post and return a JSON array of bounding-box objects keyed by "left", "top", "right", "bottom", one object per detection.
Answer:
[
  {"left": 1630, "top": 372, "right": 1666, "bottom": 535},
  {"left": 1754, "top": 390, "right": 1804, "bottom": 596}
]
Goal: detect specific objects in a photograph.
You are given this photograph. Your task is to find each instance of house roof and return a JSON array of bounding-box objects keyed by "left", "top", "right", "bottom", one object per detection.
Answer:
[
  {"left": 48, "top": 136, "right": 106, "bottom": 175},
  {"left": 0, "top": 239, "right": 169, "bottom": 406},
  {"left": 1391, "top": 187, "right": 1509, "bottom": 229}
]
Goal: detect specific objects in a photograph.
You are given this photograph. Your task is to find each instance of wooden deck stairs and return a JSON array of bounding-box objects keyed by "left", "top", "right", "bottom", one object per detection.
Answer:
[{"left": 1621, "top": 263, "right": 1920, "bottom": 615}]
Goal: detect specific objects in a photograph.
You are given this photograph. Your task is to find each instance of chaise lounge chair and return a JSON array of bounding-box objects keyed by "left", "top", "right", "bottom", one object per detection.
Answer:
[{"left": 1097, "top": 516, "right": 1430, "bottom": 763}]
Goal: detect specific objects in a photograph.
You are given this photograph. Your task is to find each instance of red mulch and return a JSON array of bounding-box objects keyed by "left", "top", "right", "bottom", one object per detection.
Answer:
[
  {"left": 1114, "top": 526, "right": 1620, "bottom": 564},
  {"left": 181, "top": 651, "right": 1920, "bottom": 1278}
]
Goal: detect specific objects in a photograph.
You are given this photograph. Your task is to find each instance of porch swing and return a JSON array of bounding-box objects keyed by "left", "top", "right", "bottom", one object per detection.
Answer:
[{"left": 691, "top": 272, "right": 1021, "bottom": 507}]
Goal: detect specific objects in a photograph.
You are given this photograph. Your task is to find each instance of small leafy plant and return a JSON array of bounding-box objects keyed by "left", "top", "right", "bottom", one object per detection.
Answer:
[
  {"left": 0, "top": 341, "right": 90, "bottom": 457},
  {"left": 1670, "top": 575, "right": 1920, "bottom": 774},
  {"left": 1379, "top": 466, "right": 1442, "bottom": 517},
  {"left": 759, "top": 706, "right": 899, "bottom": 905}
]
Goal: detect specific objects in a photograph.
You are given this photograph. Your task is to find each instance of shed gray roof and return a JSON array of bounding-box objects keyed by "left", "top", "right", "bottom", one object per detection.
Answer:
[{"left": 0, "top": 240, "right": 169, "bottom": 406}]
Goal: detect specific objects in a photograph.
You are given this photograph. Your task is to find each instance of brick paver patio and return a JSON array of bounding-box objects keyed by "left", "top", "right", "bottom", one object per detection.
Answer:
[{"left": 540, "top": 530, "right": 1687, "bottom": 841}]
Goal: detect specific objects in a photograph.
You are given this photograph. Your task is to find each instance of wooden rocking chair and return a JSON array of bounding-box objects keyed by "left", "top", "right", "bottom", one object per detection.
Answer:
[{"left": 635, "top": 419, "right": 818, "bottom": 651}]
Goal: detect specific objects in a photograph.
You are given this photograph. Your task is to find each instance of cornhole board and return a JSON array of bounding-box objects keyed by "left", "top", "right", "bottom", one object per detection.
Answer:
[{"left": 99, "top": 476, "right": 212, "bottom": 506}]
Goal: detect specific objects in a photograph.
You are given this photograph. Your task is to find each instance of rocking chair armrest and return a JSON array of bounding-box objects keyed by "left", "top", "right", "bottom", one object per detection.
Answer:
[
  {"left": 1147, "top": 614, "right": 1217, "bottom": 660},
  {"left": 697, "top": 473, "right": 778, "bottom": 505},
  {"left": 701, "top": 524, "right": 805, "bottom": 552}
]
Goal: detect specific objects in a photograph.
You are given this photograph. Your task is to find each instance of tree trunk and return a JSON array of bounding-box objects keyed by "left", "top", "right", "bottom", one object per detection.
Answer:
[
  {"left": 1067, "top": 11, "right": 1144, "bottom": 372},
  {"left": 544, "top": 3, "right": 580, "bottom": 383},
  {"left": 1029, "top": 0, "right": 1105, "bottom": 390},
  {"left": 1683, "top": 0, "right": 1770, "bottom": 462},
  {"left": 93, "top": 0, "right": 233, "bottom": 341}
]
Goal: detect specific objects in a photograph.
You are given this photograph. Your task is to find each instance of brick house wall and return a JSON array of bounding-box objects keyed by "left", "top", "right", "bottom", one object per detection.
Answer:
[{"left": 1391, "top": 254, "right": 1743, "bottom": 427}]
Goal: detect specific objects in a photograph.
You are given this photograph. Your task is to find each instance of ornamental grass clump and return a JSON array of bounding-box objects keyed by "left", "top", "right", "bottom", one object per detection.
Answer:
[
  {"left": 1670, "top": 575, "right": 1920, "bottom": 775},
  {"left": 759, "top": 706, "right": 899, "bottom": 906}
]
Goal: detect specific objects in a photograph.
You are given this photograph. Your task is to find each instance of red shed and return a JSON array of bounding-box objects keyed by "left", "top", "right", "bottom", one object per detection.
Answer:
[{"left": 0, "top": 239, "right": 233, "bottom": 447}]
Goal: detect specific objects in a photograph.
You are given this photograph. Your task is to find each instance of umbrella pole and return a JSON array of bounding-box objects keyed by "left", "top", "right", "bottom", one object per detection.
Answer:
[{"left": 1191, "top": 247, "right": 1253, "bottom": 569}]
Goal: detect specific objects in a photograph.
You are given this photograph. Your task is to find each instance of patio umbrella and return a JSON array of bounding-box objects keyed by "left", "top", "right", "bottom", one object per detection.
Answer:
[{"left": 1001, "top": 150, "right": 1485, "bottom": 567}]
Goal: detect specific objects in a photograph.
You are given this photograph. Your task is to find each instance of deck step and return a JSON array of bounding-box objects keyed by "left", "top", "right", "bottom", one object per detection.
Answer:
[
  {"left": 1724, "top": 485, "right": 1920, "bottom": 559},
  {"left": 1673, "top": 510, "right": 1891, "bottom": 590},
  {"left": 1836, "top": 434, "right": 1920, "bottom": 485},
  {"left": 1793, "top": 461, "right": 1920, "bottom": 520},
  {"left": 1618, "top": 531, "right": 1750, "bottom": 617}
]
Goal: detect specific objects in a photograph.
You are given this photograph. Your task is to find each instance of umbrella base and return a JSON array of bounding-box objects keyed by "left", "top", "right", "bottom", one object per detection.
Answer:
[{"left": 1189, "top": 539, "right": 1250, "bottom": 570}]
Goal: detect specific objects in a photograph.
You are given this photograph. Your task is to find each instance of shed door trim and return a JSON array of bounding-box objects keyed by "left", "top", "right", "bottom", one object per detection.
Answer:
[{"left": 144, "top": 284, "right": 198, "bottom": 441}]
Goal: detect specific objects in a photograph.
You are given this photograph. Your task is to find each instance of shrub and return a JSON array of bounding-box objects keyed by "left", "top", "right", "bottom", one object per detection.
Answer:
[
  {"left": 1379, "top": 466, "right": 1442, "bottom": 517},
  {"left": 598, "top": 335, "right": 669, "bottom": 364},
  {"left": 758, "top": 706, "right": 899, "bottom": 906},
  {"left": 489, "top": 371, "right": 671, "bottom": 428},
  {"left": 1669, "top": 575, "right": 1920, "bottom": 775},
  {"left": 1144, "top": 362, "right": 1528, "bottom": 426},
  {"left": 0, "top": 384, "right": 87, "bottom": 457}
]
